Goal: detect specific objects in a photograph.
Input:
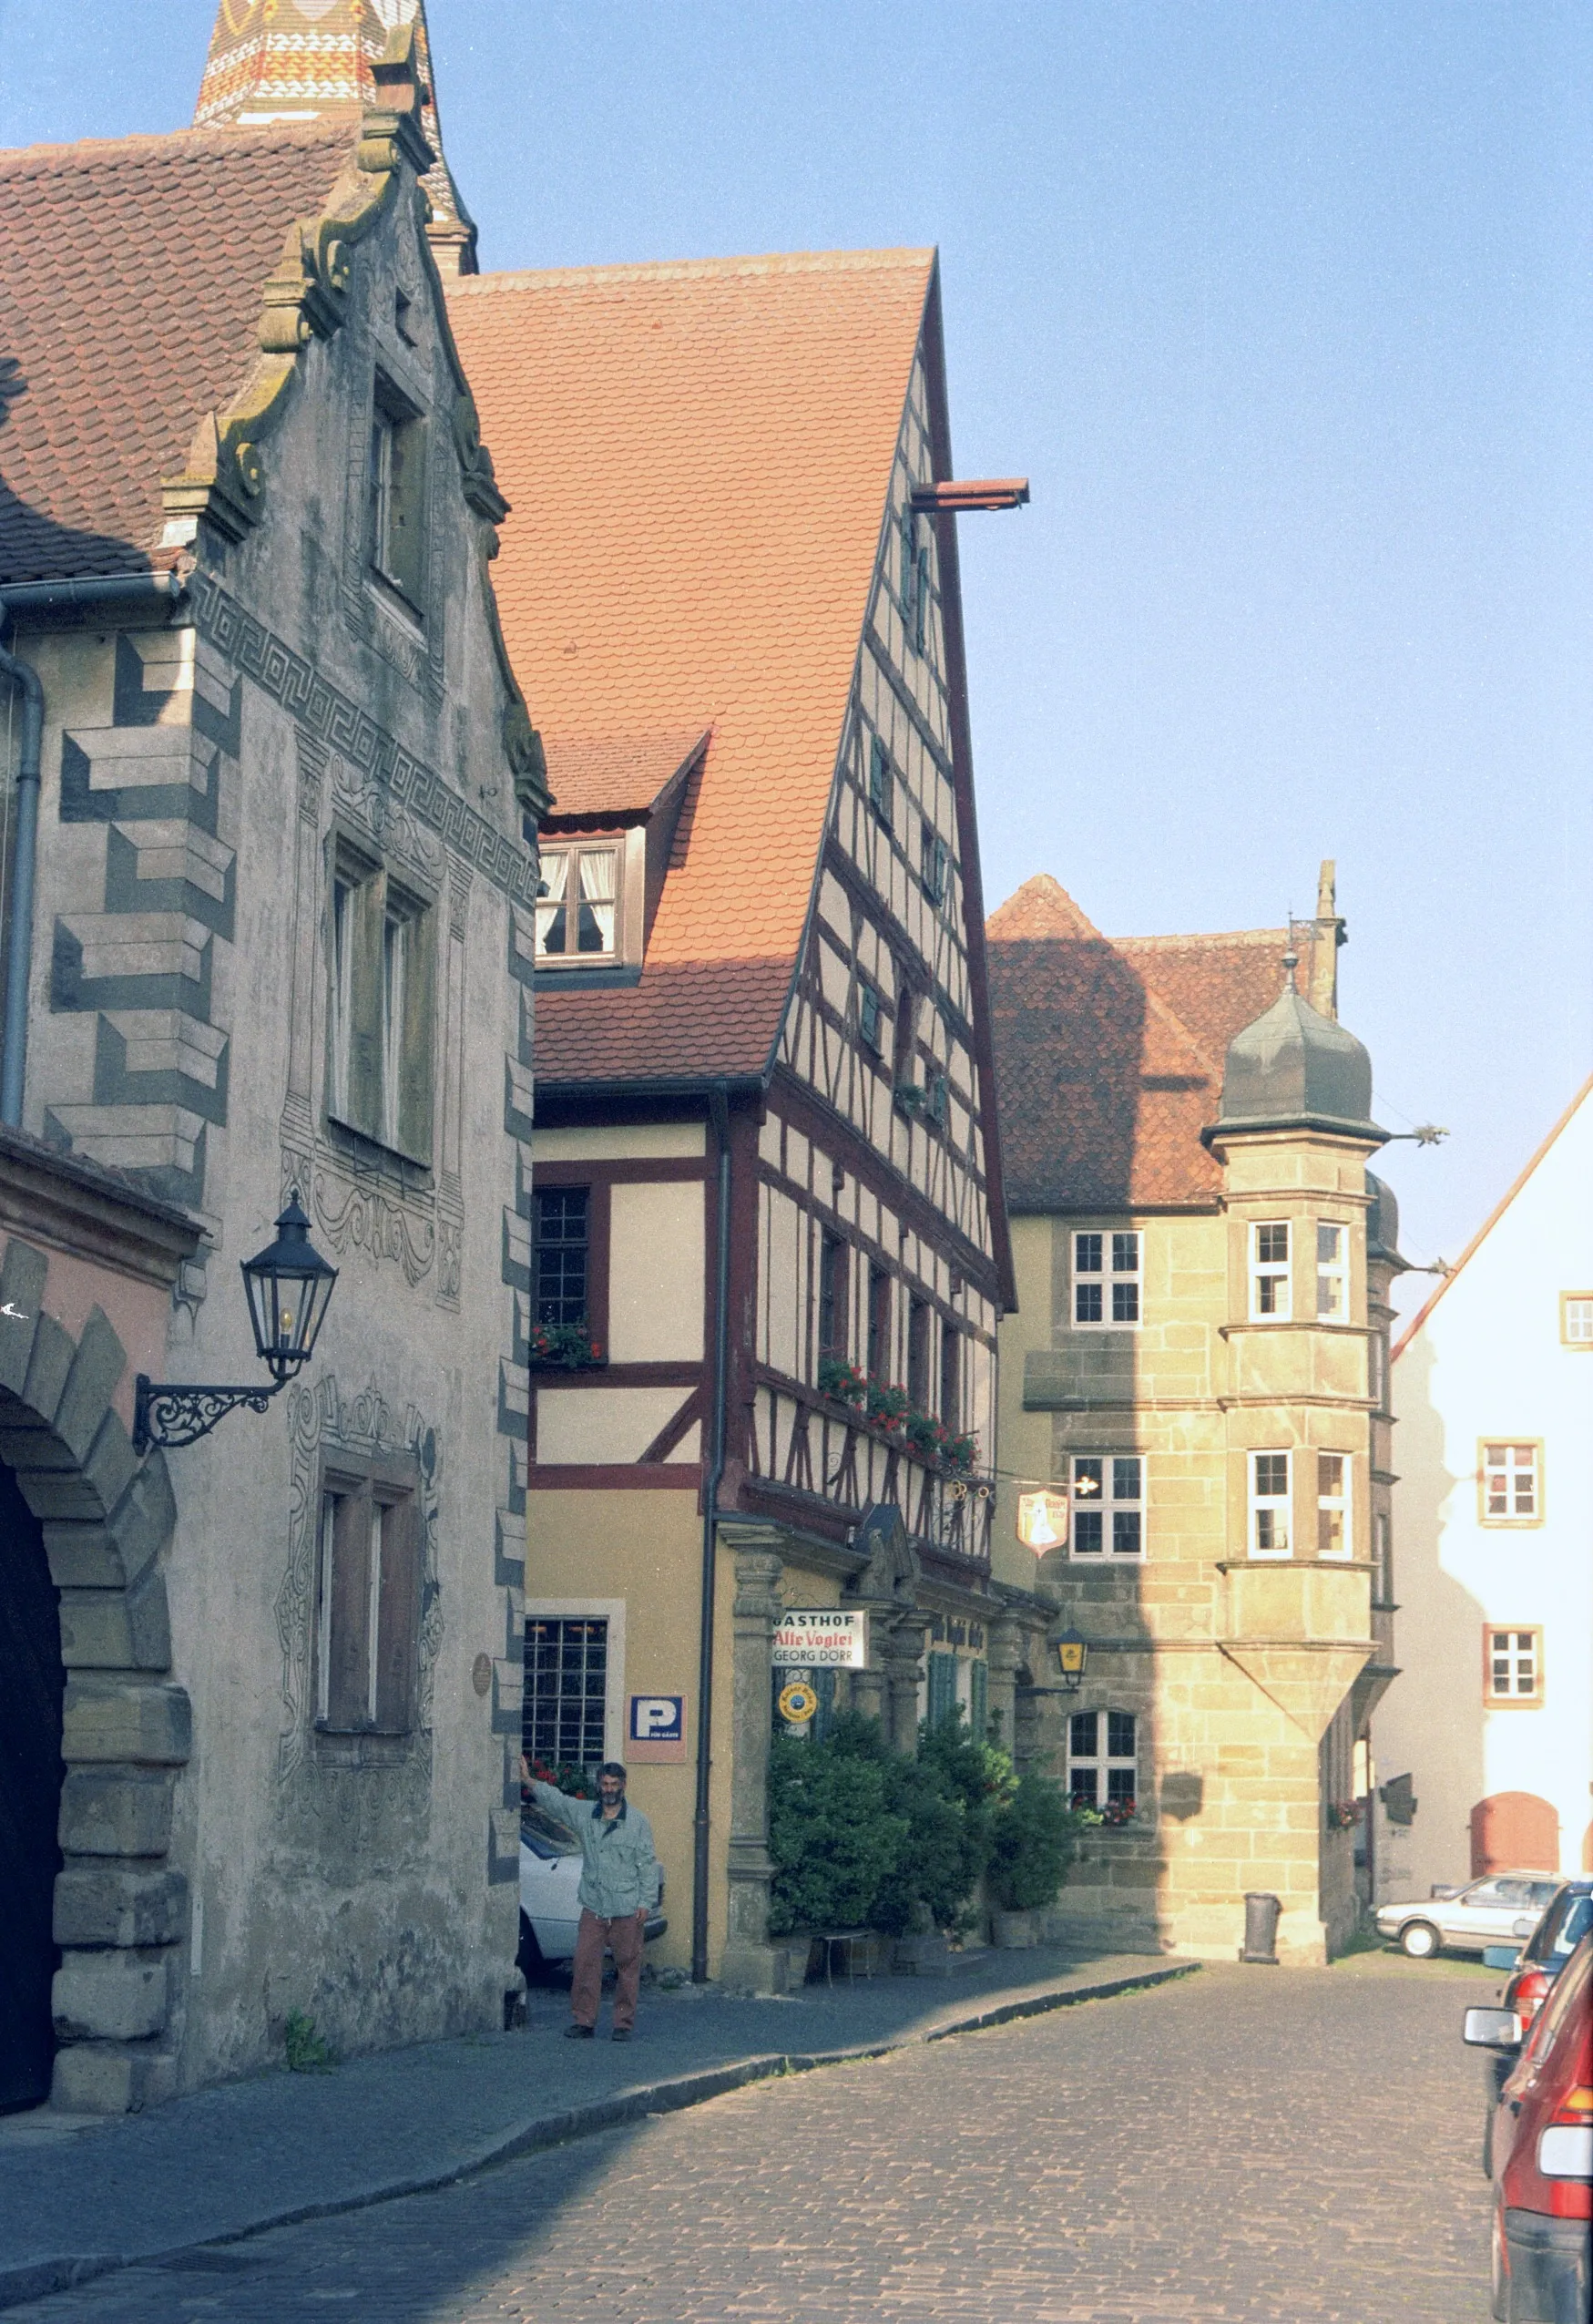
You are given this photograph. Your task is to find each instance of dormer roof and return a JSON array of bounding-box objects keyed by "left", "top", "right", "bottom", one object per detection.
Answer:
[{"left": 541, "top": 730, "right": 710, "bottom": 830}]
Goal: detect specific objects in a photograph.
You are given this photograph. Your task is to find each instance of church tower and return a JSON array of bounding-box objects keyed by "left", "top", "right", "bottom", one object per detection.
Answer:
[{"left": 192, "top": 0, "right": 477, "bottom": 272}]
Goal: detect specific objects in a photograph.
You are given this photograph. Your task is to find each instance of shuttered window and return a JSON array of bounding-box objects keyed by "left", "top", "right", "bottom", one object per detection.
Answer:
[{"left": 926, "top": 1651, "right": 958, "bottom": 1729}]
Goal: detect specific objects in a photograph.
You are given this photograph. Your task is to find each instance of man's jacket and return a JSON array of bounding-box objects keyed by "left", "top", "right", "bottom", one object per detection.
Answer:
[{"left": 530, "top": 1781, "right": 661, "bottom": 1920}]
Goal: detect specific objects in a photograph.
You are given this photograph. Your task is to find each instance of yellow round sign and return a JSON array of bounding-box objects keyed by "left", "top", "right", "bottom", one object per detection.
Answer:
[{"left": 778, "top": 1681, "right": 819, "bottom": 1725}]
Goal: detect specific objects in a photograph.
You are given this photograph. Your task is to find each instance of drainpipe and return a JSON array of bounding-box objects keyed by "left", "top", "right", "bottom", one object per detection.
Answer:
[
  {"left": 0, "top": 572, "right": 184, "bottom": 1128},
  {"left": 691, "top": 1082, "right": 735, "bottom": 1982}
]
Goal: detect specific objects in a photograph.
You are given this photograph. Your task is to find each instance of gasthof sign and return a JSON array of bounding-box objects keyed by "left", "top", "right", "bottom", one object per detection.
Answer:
[{"left": 771, "top": 1609, "right": 867, "bottom": 1668}]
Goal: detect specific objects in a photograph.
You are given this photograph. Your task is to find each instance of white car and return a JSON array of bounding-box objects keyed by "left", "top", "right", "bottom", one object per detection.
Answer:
[
  {"left": 516, "top": 1803, "right": 666, "bottom": 1977},
  {"left": 1374, "top": 1869, "right": 1563, "bottom": 1960}
]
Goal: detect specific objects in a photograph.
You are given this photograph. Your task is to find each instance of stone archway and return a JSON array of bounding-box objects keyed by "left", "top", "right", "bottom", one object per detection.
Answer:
[{"left": 0, "top": 1232, "right": 189, "bottom": 2114}]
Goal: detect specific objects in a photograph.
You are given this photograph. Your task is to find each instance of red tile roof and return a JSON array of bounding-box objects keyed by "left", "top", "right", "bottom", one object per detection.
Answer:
[
  {"left": 542, "top": 729, "right": 709, "bottom": 826},
  {"left": 446, "top": 249, "right": 934, "bottom": 1086},
  {"left": 985, "top": 874, "right": 1328, "bottom": 1213},
  {"left": 0, "top": 121, "right": 355, "bottom": 582}
]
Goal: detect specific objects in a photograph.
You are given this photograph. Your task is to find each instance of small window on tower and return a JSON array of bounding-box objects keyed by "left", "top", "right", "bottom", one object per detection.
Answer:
[
  {"left": 1479, "top": 1442, "right": 1541, "bottom": 1525},
  {"left": 1316, "top": 1223, "right": 1348, "bottom": 1320},
  {"left": 1251, "top": 1222, "right": 1292, "bottom": 1320},
  {"left": 1250, "top": 1450, "right": 1292, "bottom": 1559}
]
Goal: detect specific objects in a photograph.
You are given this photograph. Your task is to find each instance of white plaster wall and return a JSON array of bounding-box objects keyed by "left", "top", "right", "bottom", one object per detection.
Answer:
[{"left": 1376, "top": 1088, "right": 1593, "bottom": 1897}]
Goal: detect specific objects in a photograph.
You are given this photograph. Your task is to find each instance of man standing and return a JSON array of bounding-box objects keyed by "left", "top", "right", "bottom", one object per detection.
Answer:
[{"left": 523, "top": 1760, "right": 660, "bottom": 2041}]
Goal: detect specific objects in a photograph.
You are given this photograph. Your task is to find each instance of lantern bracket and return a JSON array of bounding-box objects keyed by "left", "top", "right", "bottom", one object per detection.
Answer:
[{"left": 133, "top": 1375, "right": 284, "bottom": 1455}]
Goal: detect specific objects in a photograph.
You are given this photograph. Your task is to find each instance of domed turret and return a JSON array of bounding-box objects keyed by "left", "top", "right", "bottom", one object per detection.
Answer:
[
  {"left": 1209, "top": 953, "right": 1385, "bottom": 1143},
  {"left": 1365, "top": 1172, "right": 1407, "bottom": 1270}
]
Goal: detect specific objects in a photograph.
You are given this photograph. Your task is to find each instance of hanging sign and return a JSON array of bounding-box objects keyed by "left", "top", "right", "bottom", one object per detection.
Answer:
[
  {"left": 1016, "top": 1490, "right": 1069, "bottom": 1553},
  {"left": 778, "top": 1680, "right": 820, "bottom": 1725},
  {"left": 771, "top": 1609, "right": 867, "bottom": 1667}
]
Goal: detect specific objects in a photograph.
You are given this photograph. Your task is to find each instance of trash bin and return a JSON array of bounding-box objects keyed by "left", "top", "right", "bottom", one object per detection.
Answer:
[{"left": 1241, "top": 1891, "right": 1282, "bottom": 1964}]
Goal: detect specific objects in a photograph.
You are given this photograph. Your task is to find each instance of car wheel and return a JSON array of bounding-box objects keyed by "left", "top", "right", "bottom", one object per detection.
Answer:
[{"left": 1400, "top": 1920, "right": 1440, "bottom": 1960}]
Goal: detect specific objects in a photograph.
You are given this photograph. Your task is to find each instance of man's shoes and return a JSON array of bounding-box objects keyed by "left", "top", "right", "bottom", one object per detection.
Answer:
[
  {"left": 564, "top": 2023, "right": 595, "bottom": 2040},
  {"left": 610, "top": 2027, "right": 632, "bottom": 2042}
]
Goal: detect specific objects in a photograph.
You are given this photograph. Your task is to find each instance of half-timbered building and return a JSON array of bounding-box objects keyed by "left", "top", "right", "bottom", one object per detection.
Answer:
[{"left": 450, "top": 248, "right": 1049, "bottom": 1985}]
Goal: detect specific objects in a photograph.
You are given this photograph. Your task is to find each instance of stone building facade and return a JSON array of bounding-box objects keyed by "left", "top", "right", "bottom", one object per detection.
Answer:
[
  {"left": 987, "top": 870, "right": 1402, "bottom": 1965},
  {"left": 0, "top": 25, "right": 546, "bottom": 2107}
]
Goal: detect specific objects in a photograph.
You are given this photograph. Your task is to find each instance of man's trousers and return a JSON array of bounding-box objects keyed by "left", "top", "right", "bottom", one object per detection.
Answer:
[{"left": 570, "top": 1908, "right": 644, "bottom": 2031}]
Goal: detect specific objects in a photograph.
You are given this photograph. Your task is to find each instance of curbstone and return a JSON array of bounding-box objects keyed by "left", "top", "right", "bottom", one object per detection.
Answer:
[{"left": 0, "top": 1959, "right": 1199, "bottom": 2314}]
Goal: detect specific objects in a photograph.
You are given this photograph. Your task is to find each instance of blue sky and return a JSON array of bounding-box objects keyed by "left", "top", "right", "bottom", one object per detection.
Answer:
[{"left": 4, "top": 1, "right": 1588, "bottom": 1314}]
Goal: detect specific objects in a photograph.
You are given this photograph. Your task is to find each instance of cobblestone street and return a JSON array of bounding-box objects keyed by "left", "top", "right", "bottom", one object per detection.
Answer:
[{"left": 9, "top": 1961, "right": 1497, "bottom": 2324}]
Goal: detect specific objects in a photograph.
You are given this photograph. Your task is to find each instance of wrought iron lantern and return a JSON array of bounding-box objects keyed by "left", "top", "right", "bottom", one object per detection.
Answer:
[
  {"left": 134, "top": 1192, "right": 338, "bottom": 1452},
  {"left": 1056, "top": 1628, "right": 1089, "bottom": 1693}
]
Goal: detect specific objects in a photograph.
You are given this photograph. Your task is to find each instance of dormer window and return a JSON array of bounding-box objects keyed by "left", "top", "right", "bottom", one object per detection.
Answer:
[{"left": 536, "top": 843, "right": 620, "bottom": 963}]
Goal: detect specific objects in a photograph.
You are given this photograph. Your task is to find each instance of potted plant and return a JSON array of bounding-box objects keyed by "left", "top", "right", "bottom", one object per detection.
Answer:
[
  {"left": 865, "top": 1380, "right": 909, "bottom": 1435},
  {"left": 526, "top": 1321, "right": 604, "bottom": 1370},
  {"left": 817, "top": 1354, "right": 866, "bottom": 1407}
]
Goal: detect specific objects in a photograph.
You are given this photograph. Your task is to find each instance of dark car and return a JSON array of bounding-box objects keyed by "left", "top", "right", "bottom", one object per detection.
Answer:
[
  {"left": 1476, "top": 1881, "right": 1593, "bottom": 2172},
  {"left": 1501, "top": 1882, "right": 1593, "bottom": 2040},
  {"left": 1465, "top": 1929, "right": 1592, "bottom": 2320}
]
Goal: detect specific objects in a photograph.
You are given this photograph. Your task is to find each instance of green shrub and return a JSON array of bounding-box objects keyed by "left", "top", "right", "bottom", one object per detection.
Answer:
[
  {"left": 768, "top": 1706, "right": 1067, "bottom": 1940},
  {"left": 283, "top": 2010, "right": 335, "bottom": 2073},
  {"left": 767, "top": 1727, "right": 909, "bottom": 1935},
  {"left": 987, "top": 1769, "right": 1080, "bottom": 1911}
]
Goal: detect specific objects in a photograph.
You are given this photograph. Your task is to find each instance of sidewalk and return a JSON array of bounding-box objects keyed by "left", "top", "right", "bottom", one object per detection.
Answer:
[{"left": 0, "top": 1944, "right": 1195, "bottom": 2311}]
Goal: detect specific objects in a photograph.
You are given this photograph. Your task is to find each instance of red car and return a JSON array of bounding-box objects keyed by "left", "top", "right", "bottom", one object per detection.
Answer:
[{"left": 1466, "top": 1929, "right": 1592, "bottom": 2321}]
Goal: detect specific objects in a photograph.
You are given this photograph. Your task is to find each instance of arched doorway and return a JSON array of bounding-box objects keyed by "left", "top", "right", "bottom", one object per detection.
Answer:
[
  {"left": 1469, "top": 1791, "right": 1559, "bottom": 1878},
  {"left": 0, "top": 1458, "right": 66, "bottom": 2111}
]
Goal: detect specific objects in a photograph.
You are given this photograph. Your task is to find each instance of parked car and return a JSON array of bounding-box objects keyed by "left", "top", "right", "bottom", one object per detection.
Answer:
[
  {"left": 1465, "top": 1929, "right": 1592, "bottom": 2321},
  {"left": 517, "top": 1803, "right": 666, "bottom": 1980},
  {"left": 1375, "top": 1871, "right": 1564, "bottom": 1960},
  {"left": 1477, "top": 1882, "right": 1593, "bottom": 2174}
]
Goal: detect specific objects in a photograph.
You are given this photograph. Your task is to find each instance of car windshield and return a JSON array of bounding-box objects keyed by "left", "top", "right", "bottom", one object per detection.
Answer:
[{"left": 521, "top": 1805, "right": 583, "bottom": 1858}]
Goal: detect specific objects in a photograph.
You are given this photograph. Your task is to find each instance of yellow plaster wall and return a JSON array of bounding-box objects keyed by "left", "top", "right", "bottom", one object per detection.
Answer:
[{"left": 525, "top": 1489, "right": 731, "bottom": 1975}]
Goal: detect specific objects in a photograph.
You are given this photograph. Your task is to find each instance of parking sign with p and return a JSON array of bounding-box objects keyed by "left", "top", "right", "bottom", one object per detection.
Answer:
[{"left": 627, "top": 1693, "right": 687, "bottom": 1762}]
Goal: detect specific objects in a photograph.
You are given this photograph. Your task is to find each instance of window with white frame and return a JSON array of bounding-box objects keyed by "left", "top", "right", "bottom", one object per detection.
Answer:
[
  {"left": 536, "top": 842, "right": 620, "bottom": 963},
  {"left": 1486, "top": 1626, "right": 1543, "bottom": 1705},
  {"left": 1069, "top": 1454, "right": 1144, "bottom": 1558},
  {"left": 1250, "top": 1449, "right": 1292, "bottom": 1558},
  {"left": 1251, "top": 1222, "right": 1292, "bottom": 1319},
  {"left": 1068, "top": 1709, "right": 1138, "bottom": 1817},
  {"left": 1074, "top": 1230, "right": 1141, "bottom": 1327},
  {"left": 1315, "top": 1223, "right": 1348, "bottom": 1320},
  {"left": 1373, "top": 1510, "right": 1393, "bottom": 1605},
  {"left": 1481, "top": 1441, "right": 1541, "bottom": 1525},
  {"left": 1316, "top": 1452, "right": 1351, "bottom": 1559},
  {"left": 1369, "top": 1327, "right": 1388, "bottom": 1412},
  {"left": 1561, "top": 1294, "right": 1593, "bottom": 1348}
]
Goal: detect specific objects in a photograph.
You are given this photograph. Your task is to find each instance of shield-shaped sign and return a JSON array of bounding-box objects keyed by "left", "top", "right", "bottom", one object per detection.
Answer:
[{"left": 1016, "top": 1489, "right": 1068, "bottom": 1553}]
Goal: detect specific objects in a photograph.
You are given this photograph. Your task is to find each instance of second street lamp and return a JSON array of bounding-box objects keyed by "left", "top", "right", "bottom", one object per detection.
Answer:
[{"left": 134, "top": 1192, "right": 338, "bottom": 1452}]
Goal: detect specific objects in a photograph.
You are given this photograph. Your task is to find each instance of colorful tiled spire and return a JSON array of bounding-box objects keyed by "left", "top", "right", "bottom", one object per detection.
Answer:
[{"left": 192, "top": 0, "right": 477, "bottom": 272}]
